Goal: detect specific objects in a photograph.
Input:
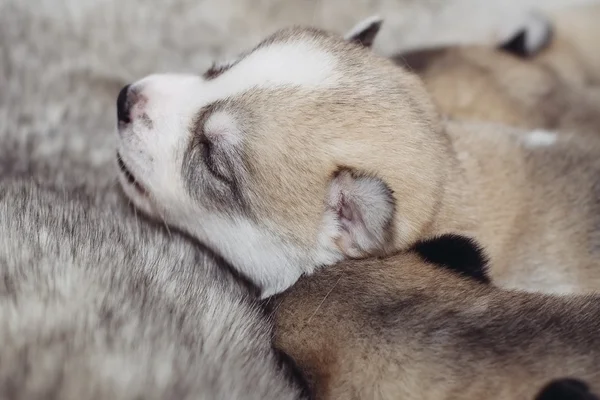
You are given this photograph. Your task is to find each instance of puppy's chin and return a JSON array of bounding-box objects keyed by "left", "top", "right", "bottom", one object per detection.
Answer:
[{"left": 117, "top": 173, "right": 160, "bottom": 219}]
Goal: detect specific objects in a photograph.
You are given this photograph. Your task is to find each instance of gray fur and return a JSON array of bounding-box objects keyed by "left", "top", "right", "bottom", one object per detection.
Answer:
[{"left": 0, "top": 178, "right": 305, "bottom": 399}]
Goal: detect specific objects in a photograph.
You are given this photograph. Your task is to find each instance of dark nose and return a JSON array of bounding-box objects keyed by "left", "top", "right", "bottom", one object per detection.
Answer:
[{"left": 116, "top": 84, "right": 132, "bottom": 124}]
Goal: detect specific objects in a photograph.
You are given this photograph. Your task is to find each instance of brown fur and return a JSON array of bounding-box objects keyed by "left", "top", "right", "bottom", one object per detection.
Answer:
[
  {"left": 396, "top": 4, "right": 600, "bottom": 141},
  {"left": 272, "top": 244, "right": 600, "bottom": 400}
]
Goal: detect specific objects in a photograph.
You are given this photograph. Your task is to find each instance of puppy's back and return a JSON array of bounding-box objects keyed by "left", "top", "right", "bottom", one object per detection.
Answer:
[{"left": 274, "top": 235, "right": 600, "bottom": 399}]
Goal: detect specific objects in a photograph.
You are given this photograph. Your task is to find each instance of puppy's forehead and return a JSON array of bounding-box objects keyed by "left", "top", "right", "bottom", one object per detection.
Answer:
[{"left": 212, "top": 28, "right": 342, "bottom": 94}]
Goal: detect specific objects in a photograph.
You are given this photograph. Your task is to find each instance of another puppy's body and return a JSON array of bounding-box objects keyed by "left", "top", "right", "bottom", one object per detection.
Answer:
[
  {"left": 399, "top": 45, "right": 600, "bottom": 142},
  {"left": 538, "top": 4, "right": 600, "bottom": 87},
  {"left": 0, "top": 180, "right": 305, "bottom": 399},
  {"left": 273, "top": 239, "right": 600, "bottom": 400},
  {"left": 445, "top": 121, "right": 600, "bottom": 292},
  {"left": 398, "top": 5, "right": 600, "bottom": 141}
]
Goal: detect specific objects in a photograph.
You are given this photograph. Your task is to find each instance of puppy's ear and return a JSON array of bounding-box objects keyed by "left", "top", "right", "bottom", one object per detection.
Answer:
[
  {"left": 499, "top": 12, "right": 553, "bottom": 58},
  {"left": 535, "top": 378, "right": 599, "bottom": 400},
  {"left": 326, "top": 169, "right": 395, "bottom": 258},
  {"left": 344, "top": 16, "right": 383, "bottom": 48}
]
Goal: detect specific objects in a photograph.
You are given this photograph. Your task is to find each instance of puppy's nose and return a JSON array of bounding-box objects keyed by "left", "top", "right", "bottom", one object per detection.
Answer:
[{"left": 116, "top": 84, "right": 132, "bottom": 124}]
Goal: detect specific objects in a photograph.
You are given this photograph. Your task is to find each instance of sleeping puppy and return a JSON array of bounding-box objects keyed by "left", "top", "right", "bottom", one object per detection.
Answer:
[
  {"left": 271, "top": 234, "right": 600, "bottom": 400},
  {"left": 114, "top": 23, "right": 600, "bottom": 298},
  {"left": 395, "top": 6, "right": 600, "bottom": 142}
]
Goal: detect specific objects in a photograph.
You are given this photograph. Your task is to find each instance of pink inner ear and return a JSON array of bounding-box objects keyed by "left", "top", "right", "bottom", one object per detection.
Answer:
[
  {"left": 327, "top": 168, "right": 395, "bottom": 258},
  {"left": 338, "top": 194, "right": 352, "bottom": 221},
  {"left": 337, "top": 193, "right": 366, "bottom": 234}
]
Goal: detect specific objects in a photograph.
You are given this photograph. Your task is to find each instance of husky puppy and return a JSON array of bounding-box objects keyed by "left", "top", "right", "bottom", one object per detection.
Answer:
[
  {"left": 115, "top": 23, "right": 600, "bottom": 298},
  {"left": 0, "top": 179, "right": 308, "bottom": 399},
  {"left": 396, "top": 6, "right": 600, "bottom": 142},
  {"left": 271, "top": 234, "right": 600, "bottom": 400}
]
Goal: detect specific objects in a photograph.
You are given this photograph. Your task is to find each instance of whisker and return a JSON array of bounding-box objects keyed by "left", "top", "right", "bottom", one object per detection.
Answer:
[
  {"left": 143, "top": 180, "right": 173, "bottom": 238},
  {"left": 305, "top": 274, "right": 342, "bottom": 326}
]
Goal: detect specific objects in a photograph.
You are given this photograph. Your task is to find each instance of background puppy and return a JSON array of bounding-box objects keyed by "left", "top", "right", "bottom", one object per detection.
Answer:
[
  {"left": 271, "top": 234, "right": 600, "bottom": 400},
  {"left": 116, "top": 24, "right": 600, "bottom": 296},
  {"left": 396, "top": 5, "right": 600, "bottom": 142}
]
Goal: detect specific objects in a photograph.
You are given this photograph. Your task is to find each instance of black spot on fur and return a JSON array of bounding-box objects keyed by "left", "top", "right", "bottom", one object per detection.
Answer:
[
  {"left": 499, "top": 30, "right": 529, "bottom": 57},
  {"left": 412, "top": 234, "right": 490, "bottom": 284},
  {"left": 203, "top": 62, "right": 234, "bottom": 80},
  {"left": 535, "top": 378, "right": 599, "bottom": 400},
  {"left": 274, "top": 348, "right": 314, "bottom": 400},
  {"left": 499, "top": 23, "right": 554, "bottom": 58}
]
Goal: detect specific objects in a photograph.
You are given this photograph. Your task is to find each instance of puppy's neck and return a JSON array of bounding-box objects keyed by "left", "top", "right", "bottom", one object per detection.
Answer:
[
  {"left": 435, "top": 121, "right": 532, "bottom": 266},
  {"left": 420, "top": 128, "right": 480, "bottom": 242}
]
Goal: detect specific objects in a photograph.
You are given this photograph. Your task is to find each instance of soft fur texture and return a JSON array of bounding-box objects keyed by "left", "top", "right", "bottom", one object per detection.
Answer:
[
  {"left": 116, "top": 22, "right": 600, "bottom": 297},
  {"left": 272, "top": 235, "right": 600, "bottom": 400},
  {"left": 396, "top": 3, "right": 600, "bottom": 143},
  {"left": 1, "top": 0, "right": 599, "bottom": 398},
  {"left": 0, "top": 181, "right": 309, "bottom": 399}
]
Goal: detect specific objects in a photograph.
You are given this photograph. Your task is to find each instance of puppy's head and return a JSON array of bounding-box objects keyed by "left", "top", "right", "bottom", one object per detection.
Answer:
[{"left": 115, "top": 21, "right": 451, "bottom": 296}]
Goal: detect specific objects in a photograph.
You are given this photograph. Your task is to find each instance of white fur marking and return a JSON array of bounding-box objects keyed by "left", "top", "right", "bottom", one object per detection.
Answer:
[
  {"left": 205, "top": 41, "right": 339, "bottom": 102},
  {"left": 522, "top": 12, "right": 551, "bottom": 54},
  {"left": 522, "top": 130, "right": 557, "bottom": 148},
  {"left": 204, "top": 111, "right": 242, "bottom": 146}
]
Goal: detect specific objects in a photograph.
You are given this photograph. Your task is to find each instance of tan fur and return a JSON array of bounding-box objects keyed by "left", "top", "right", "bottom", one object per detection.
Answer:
[
  {"left": 221, "top": 29, "right": 457, "bottom": 250},
  {"left": 396, "top": 4, "right": 600, "bottom": 141},
  {"left": 272, "top": 249, "right": 600, "bottom": 400},
  {"left": 447, "top": 122, "right": 600, "bottom": 292},
  {"left": 541, "top": 4, "right": 600, "bottom": 87},
  {"left": 241, "top": 29, "right": 600, "bottom": 293}
]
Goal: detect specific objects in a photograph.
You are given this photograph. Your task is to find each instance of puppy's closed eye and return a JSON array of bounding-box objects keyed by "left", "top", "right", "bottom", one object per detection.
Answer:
[{"left": 198, "top": 135, "right": 230, "bottom": 183}]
